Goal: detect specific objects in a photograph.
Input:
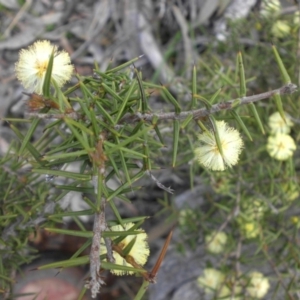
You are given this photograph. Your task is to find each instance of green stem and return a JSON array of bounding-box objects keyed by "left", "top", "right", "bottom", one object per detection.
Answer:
[{"left": 134, "top": 280, "right": 150, "bottom": 300}]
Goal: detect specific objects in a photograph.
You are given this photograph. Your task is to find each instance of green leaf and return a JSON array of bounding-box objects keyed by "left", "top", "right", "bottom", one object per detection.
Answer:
[
  {"left": 95, "top": 101, "right": 115, "bottom": 125},
  {"left": 42, "top": 149, "right": 88, "bottom": 161},
  {"left": 18, "top": 117, "right": 41, "bottom": 156},
  {"left": 135, "top": 68, "right": 149, "bottom": 112},
  {"left": 108, "top": 199, "right": 124, "bottom": 226},
  {"left": 107, "top": 216, "right": 149, "bottom": 227},
  {"left": 209, "top": 88, "right": 222, "bottom": 105},
  {"left": 273, "top": 92, "right": 286, "bottom": 122},
  {"left": 64, "top": 117, "right": 94, "bottom": 136},
  {"left": 114, "top": 135, "right": 131, "bottom": 186},
  {"left": 53, "top": 80, "right": 72, "bottom": 111},
  {"left": 191, "top": 65, "right": 197, "bottom": 109},
  {"left": 102, "top": 261, "right": 146, "bottom": 274},
  {"left": 71, "top": 239, "right": 92, "bottom": 259},
  {"left": 0, "top": 272, "right": 15, "bottom": 283},
  {"left": 95, "top": 171, "right": 104, "bottom": 209},
  {"left": 106, "top": 55, "right": 143, "bottom": 73},
  {"left": 104, "top": 126, "right": 150, "bottom": 155},
  {"left": 272, "top": 45, "right": 291, "bottom": 84},
  {"left": 89, "top": 106, "right": 100, "bottom": 136},
  {"left": 153, "top": 125, "right": 165, "bottom": 146},
  {"left": 181, "top": 114, "right": 194, "bottom": 129},
  {"left": 37, "top": 256, "right": 90, "bottom": 270},
  {"left": 113, "top": 222, "right": 143, "bottom": 245},
  {"left": 248, "top": 103, "right": 265, "bottom": 134},
  {"left": 107, "top": 170, "right": 144, "bottom": 201},
  {"left": 64, "top": 119, "right": 94, "bottom": 153},
  {"left": 42, "top": 48, "right": 54, "bottom": 97},
  {"left": 122, "top": 236, "right": 137, "bottom": 256},
  {"left": 10, "top": 123, "right": 43, "bottom": 164},
  {"left": 193, "top": 94, "right": 212, "bottom": 109},
  {"left": 115, "top": 80, "right": 137, "bottom": 124},
  {"left": 101, "top": 82, "right": 124, "bottom": 103},
  {"left": 134, "top": 280, "right": 150, "bottom": 300},
  {"left": 32, "top": 169, "right": 91, "bottom": 181},
  {"left": 172, "top": 120, "right": 180, "bottom": 167},
  {"left": 238, "top": 51, "right": 246, "bottom": 97},
  {"left": 161, "top": 86, "right": 181, "bottom": 114},
  {"left": 47, "top": 210, "right": 94, "bottom": 219},
  {"left": 106, "top": 153, "right": 123, "bottom": 182},
  {"left": 230, "top": 110, "right": 252, "bottom": 141},
  {"left": 45, "top": 228, "right": 93, "bottom": 238},
  {"left": 210, "top": 116, "right": 224, "bottom": 158}
]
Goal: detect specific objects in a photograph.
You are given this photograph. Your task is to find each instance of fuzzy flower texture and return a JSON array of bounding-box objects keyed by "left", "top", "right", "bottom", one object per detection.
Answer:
[
  {"left": 198, "top": 268, "right": 270, "bottom": 299},
  {"left": 100, "top": 222, "right": 150, "bottom": 276},
  {"left": 267, "top": 111, "right": 296, "bottom": 161},
  {"left": 205, "top": 230, "right": 227, "bottom": 254},
  {"left": 194, "top": 121, "right": 243, "bottom": 171},
  {"left": 15, "top": 40, "right": 73, "bottom": 95}
]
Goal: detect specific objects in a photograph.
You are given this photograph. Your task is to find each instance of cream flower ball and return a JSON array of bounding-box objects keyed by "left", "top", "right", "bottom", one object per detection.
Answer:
[
  {"left": 260, "top": 0, "right": 281, "bottom": 18},
  {"left": 197, "top": 268, "right": 224, "bottom": 294},
  {"left": 267, "top": 133, "right": 296, "bottom": 161},
  {"left": 178, "top": 208, "right": 196, "bottom": 226},
  {"left": 238, "top": 220, "right": 260, "bottom": 239},
  {"left": 271, "top": 20, "right": 291, "bottom": 38},
  {"left": 205, "top": 231, "right": 227, "bottom": 254},
  {"left": 219, "top": 285, "right": 242, "bottom": 300},
  {"left": 194, "top": 121, "right": 244, "bottom": 171},
  {"left": 281, "top": 182, "right": 299, "bottom": 202},
  {"left": 242, "top": 199, "right": 266, "bottom": 220},
  {"left": 15, "top": 40, "right": 73, "bottom": 95},
  {"left": 246, "top": 271, "right": 270, "bottom": 299},
  {"left": 100, "top": 222, "right": 149, "bottom": 275},
  {"left": 268, "top": 111, "right": 293, "bottom": 134}
]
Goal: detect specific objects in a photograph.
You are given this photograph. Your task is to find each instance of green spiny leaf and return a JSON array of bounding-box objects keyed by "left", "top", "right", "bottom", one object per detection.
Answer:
[{"left": 172, "top": 120, "right": 180, "bottom": 167}]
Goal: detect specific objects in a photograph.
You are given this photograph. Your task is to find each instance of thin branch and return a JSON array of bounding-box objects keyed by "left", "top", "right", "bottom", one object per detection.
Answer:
[
  {"left": 124, "top": 83, "right": 297, "bottom": 123},
  {"left": 135, "top": 160, "right": 174, "bottom": 194},
  {"left": 85, "top": 206, "right": 106, "bottom": 298},
  {"left": 25, "top": 83, "right": 298, "bottom": 125}
]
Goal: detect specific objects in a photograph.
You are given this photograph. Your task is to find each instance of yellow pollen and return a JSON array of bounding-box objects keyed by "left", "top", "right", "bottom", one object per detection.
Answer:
[
  {"left": 278, "top": 142, "right": 284, "bottom": 149},
  {"left": 35, "top": 60, "right": 48, "bottom": 78}
]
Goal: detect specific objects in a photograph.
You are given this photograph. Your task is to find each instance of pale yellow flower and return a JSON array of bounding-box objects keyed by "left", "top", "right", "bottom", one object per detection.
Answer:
[
  {"left": 260, "top": 0, "right": 281, "bottom": 18},
  {"left": 237, "top": 199, "right": 265, "bottom": 239},
  {"left": 197, "top": 268, "right": 224, "bottom": 294},
  {"left": 268, "top": 111, "right": 293, "bottom": 134},
  {"left": 15, "top": 40, "right": 73, "bottom": 95},
  {"left": 178, "top": 208, "right": 195, "bottom": 226},
  {"left": 290, "top": 216, "right": 300, "bottom": 225},
  {"left": 194, "top": 121, "right": 243, "bottom": 171},
  {"left": 281, "top": 182, "right": 299, "bottom": 202},
  {"left": 246, "top": 271, "right": 270, "bottom": 299},
  {"left": 242, "top": 199, "right": 266, "bottom": 220},
  {"left": 239, "top": 221, "right": 260, "bottom": 239},
  {"left": 271, "top": 20, "right": 291, "bottom": 38},
  {"left": 294, "top": 11, "right": 300, "bottom": 27},
  {"left": 219, "top": 285, "right": 242, "bottom": 300},
  {"left": 100, "top": 222, "right": 149, "bottom": 275},
  {"left": 267, "top": 133, "right": 296, "bottom": 161},
  {"left": 205, "top": 231, "right": 227, "bottom": 254}
]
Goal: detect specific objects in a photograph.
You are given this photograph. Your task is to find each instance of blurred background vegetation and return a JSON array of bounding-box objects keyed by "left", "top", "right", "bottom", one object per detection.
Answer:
[{"left": 0, "top": 0, "right": 300, "bottom": 299}]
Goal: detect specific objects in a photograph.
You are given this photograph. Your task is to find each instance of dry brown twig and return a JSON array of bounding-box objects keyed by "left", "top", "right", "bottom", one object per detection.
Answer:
[{"left": 85, "top": 206, "right": 107, "bottom": 298}]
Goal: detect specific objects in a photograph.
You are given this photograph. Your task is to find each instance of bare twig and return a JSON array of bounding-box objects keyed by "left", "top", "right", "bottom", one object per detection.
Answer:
[
  {"left": 122, "top": 83, "right": 297, "bottom": 123},
  {"left": 135, "top": 160, "right": 174, "bottom": 194},
  {"left": 25, "top": 83, "right": 298, "bottom": 123},
  {"left": 85, "top": 207, "right": 106, "bottom": 298}
]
